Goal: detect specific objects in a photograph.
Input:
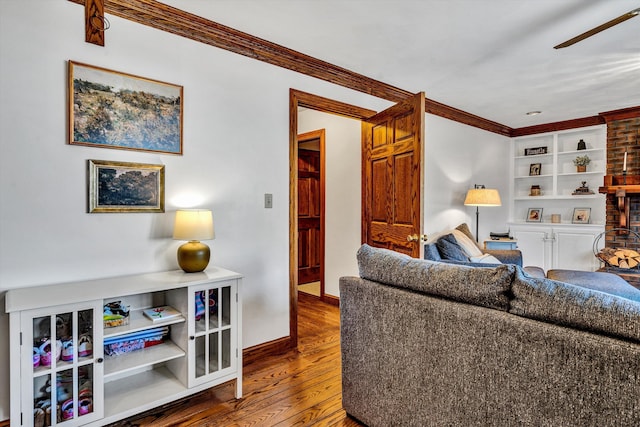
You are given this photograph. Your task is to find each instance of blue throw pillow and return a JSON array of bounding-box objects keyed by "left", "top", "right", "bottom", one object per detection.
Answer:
[{"left": 435, "top": 234, "right": 469, "bottom": 262}]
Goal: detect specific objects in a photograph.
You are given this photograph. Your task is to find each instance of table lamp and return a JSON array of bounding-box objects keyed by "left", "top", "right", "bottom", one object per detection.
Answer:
[
  {"left": 464, "top": 185, "right": 501, "bottom": 242},
  {"left": 173, "top": 209, "right": 215, "bottom": 273}
]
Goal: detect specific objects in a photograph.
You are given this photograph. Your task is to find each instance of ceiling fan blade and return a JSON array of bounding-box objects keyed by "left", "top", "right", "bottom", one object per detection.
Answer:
[{"left": 554, "top": 8, "right": 640, "bottom": 49}]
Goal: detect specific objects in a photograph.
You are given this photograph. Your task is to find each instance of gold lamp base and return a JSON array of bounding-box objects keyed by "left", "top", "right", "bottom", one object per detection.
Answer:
[{"left": 177, "top": 240, "right": 210, "bottom": 273}]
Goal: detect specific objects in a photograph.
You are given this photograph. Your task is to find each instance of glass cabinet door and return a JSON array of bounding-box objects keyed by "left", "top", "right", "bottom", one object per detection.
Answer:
[
  {"left": 189, "top": 281, "right": 236, "bottom": 387},
  {"left": 23, "top": 302, "right": 103, "bottom": 426}
]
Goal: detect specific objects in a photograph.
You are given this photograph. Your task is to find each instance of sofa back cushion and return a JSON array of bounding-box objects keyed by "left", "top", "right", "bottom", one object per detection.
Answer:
[
  {"left": 510, "top": 268, "right": 640, "bottom": 343},
  {"left": 357, "top": 244, "right": 515, "bottom": 311}
]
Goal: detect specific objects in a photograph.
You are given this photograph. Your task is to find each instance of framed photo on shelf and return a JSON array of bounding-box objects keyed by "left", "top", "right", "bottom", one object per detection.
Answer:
[
  {"left": 88, "top": 160, "right": 165, "bottom": 213},
  {"left": 526, "top": 208, "right": 543, "bottom": 222},
  {"left": 529, "top": 163, "right": 541, "bottom": 176},
  {"left": 572, "top": 208, "right": 591, "bottom": 224},
  {"left": 69, "top": 61, "right": 183, "bottom": 154}
]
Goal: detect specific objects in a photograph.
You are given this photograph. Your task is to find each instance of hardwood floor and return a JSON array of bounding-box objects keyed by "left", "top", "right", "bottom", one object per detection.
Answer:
[{"left": 108, "top": 292, "right": 363, "bottom": 426}]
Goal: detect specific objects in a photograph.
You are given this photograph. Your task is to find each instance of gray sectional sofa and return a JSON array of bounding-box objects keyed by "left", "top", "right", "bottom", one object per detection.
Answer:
[{"left": 340, "top": 244, "right": 640, "bottom": 427}]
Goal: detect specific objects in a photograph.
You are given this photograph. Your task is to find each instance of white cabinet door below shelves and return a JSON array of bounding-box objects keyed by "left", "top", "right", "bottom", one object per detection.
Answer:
[
  {"left": 554, "top": 228, "right": 601, "bottom": 271},
  {"left": 511, "top": 227, "right": 550, "bottom": 270}
]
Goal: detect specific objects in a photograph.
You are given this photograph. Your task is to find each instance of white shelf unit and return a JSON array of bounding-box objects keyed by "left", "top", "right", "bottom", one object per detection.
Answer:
[
  {"left": 510, "top": 125, "right": 606, "bottom": 225},
  {"left": 6, "top": 267, "right": 242, "bottom": 427}
]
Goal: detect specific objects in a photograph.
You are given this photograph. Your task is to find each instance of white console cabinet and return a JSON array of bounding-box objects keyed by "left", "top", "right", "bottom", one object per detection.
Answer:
[
  {"left": 509, "top": 223, "right": 603, "bottom": 271},
  {"left": 6, "top": 268, "right": 242, "bottom": 427}
]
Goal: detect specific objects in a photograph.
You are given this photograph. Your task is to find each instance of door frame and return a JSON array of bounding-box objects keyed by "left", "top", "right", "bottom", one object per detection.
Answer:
[{"left": 289, "top": 89, "right": 376, "bottom": 348}]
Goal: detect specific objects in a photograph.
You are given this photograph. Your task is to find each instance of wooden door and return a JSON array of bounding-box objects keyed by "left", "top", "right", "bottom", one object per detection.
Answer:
[
  {"left": 362, "top": 92, "right": 425, "bottom": 257},
  {"left": 298, "top": 145, "right": 323, "bottom": 284}
]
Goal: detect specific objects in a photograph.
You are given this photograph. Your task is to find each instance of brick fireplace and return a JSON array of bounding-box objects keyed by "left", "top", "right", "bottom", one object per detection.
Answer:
[{"left": 598, "top": 108, "right": 640, "bottom": 285}]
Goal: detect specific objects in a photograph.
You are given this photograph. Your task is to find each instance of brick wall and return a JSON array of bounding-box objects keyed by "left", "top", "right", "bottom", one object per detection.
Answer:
[{"left": 604, "top": 115, "right": 640, "bottom": 251}]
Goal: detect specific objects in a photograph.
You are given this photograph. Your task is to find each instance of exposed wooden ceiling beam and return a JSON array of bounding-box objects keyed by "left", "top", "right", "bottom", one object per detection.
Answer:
[
  {"left": 84, "top": 0, "right": 105, "bottom": 46},
  {"left": 69, "top": 0, "right": 512, "bottom": 136}
]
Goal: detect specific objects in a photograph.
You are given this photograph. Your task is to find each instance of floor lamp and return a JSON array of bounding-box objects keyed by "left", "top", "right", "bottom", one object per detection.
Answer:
[{"left": 464, "top": 185, "right": 502, "bottom": 242}]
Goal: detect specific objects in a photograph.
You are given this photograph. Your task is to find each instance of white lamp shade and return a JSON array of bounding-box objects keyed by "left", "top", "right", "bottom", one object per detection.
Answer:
[
  {"left": 464, "top": 188, "right": 501, "bottom": 206},
  {"left": 173, "top": 209, "right": 215, "bottom": 241}
]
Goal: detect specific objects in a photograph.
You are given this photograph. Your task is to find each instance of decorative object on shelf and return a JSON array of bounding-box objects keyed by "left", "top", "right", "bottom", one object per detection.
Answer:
[
  {"left": 69, "top": 61, "right": 183, "bottom": 154},
  {"left": 593, "top": 228, "right": 640, "bottom": 269},
  {"left": 524, "top": 146, "right": 547, "bottom": 156},
  {"left": 551, "top": 214, "right": 561, "bottom": 223},
  {"left": 529, "top": 185, "right": 541, "bottom": 196},
  {"left": 103, "top": 301, "right": 130, "bottom": 328},
  {"left": 88, "top": 160, "right": 165, "bottom": 213},
  {"left": 573, "top": 155, "right": 591, "bottom": 172},
  {"left": 572, "top": 181, "right": 595, "bottom": 195},
  {"left": 526, "top": 208, "right": 543, "bottom": 222},
  {"left": 143, "top": 305, "right": 181, "bottom": 322},
  {"left": 173, "top": 209, "right": 215, "bottom": 273},
  {"left": 572, "top": 207, "right": 591, "bottom": 224},
  {"left": 463, "top": 185, "right": 501, "bottom": 241},
  {"left": 529, "top": 163, "right": 541, "bottom": 176},
  {"left": 577, "top": 139, "right": 587, "bottom": 150}
]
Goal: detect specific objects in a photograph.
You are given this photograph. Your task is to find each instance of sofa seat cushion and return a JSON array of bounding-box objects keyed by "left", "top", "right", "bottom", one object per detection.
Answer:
[
  {"left": 510, "top": 268, "right": 640, "bottom": 343},
  {"left": 546, "top": 269, "right": 640, "bottom": 302},
  {"left": 357, "top": 244, "right": 516, "bottom": 311}
]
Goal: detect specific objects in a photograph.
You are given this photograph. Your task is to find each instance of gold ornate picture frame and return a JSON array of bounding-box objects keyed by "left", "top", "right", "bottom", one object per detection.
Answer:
[{"left": 88, "top": 160, "right": 165, "bottom": 213}]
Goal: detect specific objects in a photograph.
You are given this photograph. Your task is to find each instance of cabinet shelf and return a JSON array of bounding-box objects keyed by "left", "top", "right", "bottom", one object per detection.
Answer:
[
  {"left": 515, "top": 174, "right": 552, "bottom": 179},
  {"left": 104, "top": 366, "right": 186, "bottom": 420},
  {"left": 557, "top": 148, "right": 604, "bottom": 156},
  {"left": 104, "top": 340, "right": 186, "bottom": 378},
  {"left": 104, "top": 309, "right": 185, "bottom": 339},
  {"left": 557, "top": 171, "right": 603, "bottom": 177}
]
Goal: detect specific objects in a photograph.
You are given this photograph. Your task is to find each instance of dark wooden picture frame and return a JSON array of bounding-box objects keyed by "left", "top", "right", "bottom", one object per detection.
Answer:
[{"left": 529, "top": 163, "right": 542, "bottom": 176}]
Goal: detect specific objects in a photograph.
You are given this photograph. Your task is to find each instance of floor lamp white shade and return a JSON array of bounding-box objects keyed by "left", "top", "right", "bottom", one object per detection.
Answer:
[{"left": 464, "top": 188, "right": 501, "bottom": 242}]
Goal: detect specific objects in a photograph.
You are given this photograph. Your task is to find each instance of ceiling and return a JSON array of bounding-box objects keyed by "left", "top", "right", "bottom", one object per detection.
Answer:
[{"left": 162, "top": 0, "right": 640, "bottom": 129}]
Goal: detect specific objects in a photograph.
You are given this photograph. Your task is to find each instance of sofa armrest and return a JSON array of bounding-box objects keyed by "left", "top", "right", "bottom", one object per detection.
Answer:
[{"left": 485, "top": 249, "right": 522, "bottom": 267}]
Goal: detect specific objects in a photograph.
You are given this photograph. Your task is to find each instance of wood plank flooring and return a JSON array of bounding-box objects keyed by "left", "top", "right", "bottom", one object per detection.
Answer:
[{"left": 108, "top": 292, "right": 364, "bottom": 426}]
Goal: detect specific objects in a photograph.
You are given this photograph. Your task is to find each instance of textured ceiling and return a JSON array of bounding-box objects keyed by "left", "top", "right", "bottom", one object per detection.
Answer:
[{"left": 163, "top": 0, "right": 640, "bottom": 128}]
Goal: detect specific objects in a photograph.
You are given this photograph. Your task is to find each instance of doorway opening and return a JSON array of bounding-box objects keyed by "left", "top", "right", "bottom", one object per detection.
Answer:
[
  {"left": 297, "top": 129, "right": 325, "bottom": 299},
  {"left": 288, "top": 89, "right": 377, "bottom": 348}
]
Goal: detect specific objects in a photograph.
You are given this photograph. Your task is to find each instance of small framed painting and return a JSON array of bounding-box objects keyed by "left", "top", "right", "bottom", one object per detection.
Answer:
[
  {"left": 88, "top": 160, "right": 165, "bottom": 213},
  {"left": 572, "top": 208, "right": 591, "bottom": 224},
  {"left": 529, "top": 163, "right": 541, "bottom": 176},
  {"left": 527, "top": 208, "right": 543, "bottom": 222},
  {"left": 69, "top": 61, "right": 183, "bottom": 154}
]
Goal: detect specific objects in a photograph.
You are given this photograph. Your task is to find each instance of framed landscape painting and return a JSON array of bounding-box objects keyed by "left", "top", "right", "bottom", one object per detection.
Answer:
[
  {"left": 69, "top": 61, "right": 183, "bottom": 154},
  {"left": 88, "top": 160, "right": 165, "bottom": 213}
]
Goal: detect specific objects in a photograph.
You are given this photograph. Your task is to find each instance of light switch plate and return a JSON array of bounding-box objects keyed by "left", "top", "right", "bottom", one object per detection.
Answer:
[{"left": 265, "top": 193, "right": 273, "bottom": 208}]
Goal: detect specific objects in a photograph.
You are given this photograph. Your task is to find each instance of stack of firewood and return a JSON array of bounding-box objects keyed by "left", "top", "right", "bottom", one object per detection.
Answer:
[{"left": 597, "top": 247, "right": 640, "bottom": 269}]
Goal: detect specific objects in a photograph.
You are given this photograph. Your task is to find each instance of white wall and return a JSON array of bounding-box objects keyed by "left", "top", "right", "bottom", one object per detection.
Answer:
[
  {"left": 297, "top": 110, "right": 362, "bottom": 297},
  {"left": 424, "top": 114, "right": 511, "bottom": 239},
  {"left": 0, "top": 1, "right": 509, "bottom": 419}
]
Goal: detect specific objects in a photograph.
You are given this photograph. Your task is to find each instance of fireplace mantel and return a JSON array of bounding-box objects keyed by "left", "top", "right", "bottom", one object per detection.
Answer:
[
  {"left": 598, "top": 174, "right": 640, "bottom": 194},
  {"left": 598, "top": 175, "right": 640, "bottom": 232}
]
